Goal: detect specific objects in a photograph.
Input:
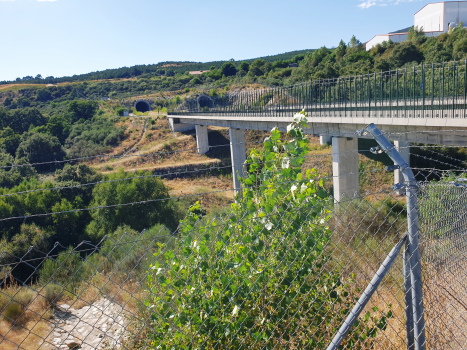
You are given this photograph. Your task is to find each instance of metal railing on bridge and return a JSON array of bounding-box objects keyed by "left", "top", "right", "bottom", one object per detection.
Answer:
[{"left": 169, "top": 60, "right": 467, "bottom": 119}]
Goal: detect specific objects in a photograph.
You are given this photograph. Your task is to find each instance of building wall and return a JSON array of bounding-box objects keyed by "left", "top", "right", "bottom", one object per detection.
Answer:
[
  {"left": 415, "top": 2, "right": 444, "bottom": 32},
  {"left": 366, "top": 35, "right": 389, "bottom": 51},
  {"left": 444, "top": 1, "right": 467, "bottom": 29},
  {"left": 366, "top": 33, "right": 408, "bottom": 51},
  {"left": 366, "top": 2, "right": 467, "bottom": 52}
]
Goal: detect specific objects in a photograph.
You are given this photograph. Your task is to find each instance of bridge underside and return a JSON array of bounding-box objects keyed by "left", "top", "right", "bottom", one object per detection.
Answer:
[
  {"left": 170, "top": 114, "right": 467, "bottom": 146},
  {"left": 169, "top": 113, "right": 467, "bottom": 202}
]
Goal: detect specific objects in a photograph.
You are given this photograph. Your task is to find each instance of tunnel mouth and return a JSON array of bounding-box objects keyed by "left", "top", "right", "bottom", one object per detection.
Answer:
[
  {"left": 135, "top": 101, "right": 151, "bottom": 112},
  {"left": 197, "top": 95, "right": 214, "bottom": 108}
]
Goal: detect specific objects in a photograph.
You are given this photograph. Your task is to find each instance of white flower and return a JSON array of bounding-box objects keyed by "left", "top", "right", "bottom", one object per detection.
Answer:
[
  {"left": 282, "top": 157, "right": 290, "bottom": 169},
  {"left": 291, "top": 185, "right": 298, "bottom": 192},
  {"left": 265, "top": 222, "right": 274, "bottom": 231},
  {"left": 232, "top": 305, "right": 240, "bottom": 316},
  {"left": 300, "top": 183, "right": 308, "bottom": 193},
  {"left": 320, "top": 218, "right": 325, "bottom": 224}
]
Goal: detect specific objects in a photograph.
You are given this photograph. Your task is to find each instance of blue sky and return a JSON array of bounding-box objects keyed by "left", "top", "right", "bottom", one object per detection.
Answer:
[{"left": 0, "top": 0, "right": 435, "bottom": 81}]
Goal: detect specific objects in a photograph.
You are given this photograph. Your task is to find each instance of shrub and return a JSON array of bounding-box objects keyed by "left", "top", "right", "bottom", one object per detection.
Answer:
[
  {"left": 1, "top": 287, "right": 35, "bottom": 324},
  {"left": 147, "top": 111, "right": 391, "bottom": 349},
  {"left": 43, "top": 283, "right": 64, "bottom": 305},
  {"left": 3, "top": 302, "right": 24, "bottom": 323},
  {"left": 39, "top": 247, "right": 84, "bottom": 293},
  {"left": 115, "top": 107, "right": 126, "bottom": 116},
  {"left": 65, "top": 118, "right": 125, "bottom": 158}
]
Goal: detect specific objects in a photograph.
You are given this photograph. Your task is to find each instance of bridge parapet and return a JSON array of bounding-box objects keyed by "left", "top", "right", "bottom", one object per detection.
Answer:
[{"left": 168, "top": 61, "right": 467, "bottom": 201}]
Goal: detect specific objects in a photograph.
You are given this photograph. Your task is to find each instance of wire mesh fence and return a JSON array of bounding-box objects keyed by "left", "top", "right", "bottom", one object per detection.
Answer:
[
  {"left": 1, "top": 121, "right": 467, "bottom": 349},
  {"left": 0, "top": 190, "right": 409, "bottom": 350}
]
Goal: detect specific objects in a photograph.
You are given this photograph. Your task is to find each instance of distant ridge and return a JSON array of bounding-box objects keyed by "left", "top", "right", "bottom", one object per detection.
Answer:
[{"left": 1, "top": 49, "right": 314, "bottom": 85}]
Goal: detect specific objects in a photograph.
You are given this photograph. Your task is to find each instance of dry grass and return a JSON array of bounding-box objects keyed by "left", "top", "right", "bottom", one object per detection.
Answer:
[
  {"left": 0, "top": 282, "right": 54, "bottom": 349},
  {"left": 423, "top": 260, "right": 467, "bottom": 349},
  {"left": 0, "top": 84, "right": 43, "bottom": 92},
  {"left": 0, "top": 270, "right": 148, "bottom": 349}
]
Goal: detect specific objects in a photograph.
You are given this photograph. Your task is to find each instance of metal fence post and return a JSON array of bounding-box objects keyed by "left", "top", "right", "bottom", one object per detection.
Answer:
[
  {"left": 366, "top": 123, "right": 426, "bottom": 350},
  {"left": 326, "top": 234, "right": 407, "bottom": 350}
]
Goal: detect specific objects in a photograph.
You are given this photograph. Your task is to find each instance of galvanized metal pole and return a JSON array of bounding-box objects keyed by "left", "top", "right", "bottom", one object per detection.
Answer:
[
  {"left": 404, "top": 238, "right": 415, "bottom": 350},
  {"left": 326, "top": 234, "right": 407, "bottom": 350},
  {"left": 366, "top": 123, "right": 426, "bottom": 350}
]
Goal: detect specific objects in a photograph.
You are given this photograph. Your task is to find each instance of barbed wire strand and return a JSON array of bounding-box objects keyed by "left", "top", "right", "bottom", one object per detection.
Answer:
[{"left": 0, "top": 167, "right": 388, "bottom": 222}]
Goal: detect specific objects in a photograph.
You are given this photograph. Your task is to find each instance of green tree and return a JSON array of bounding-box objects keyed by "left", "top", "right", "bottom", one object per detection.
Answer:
[
  {"left": 248, "top": 59, "right": 266, "bottom": 77},
  {"left": 37, "top": 89, "right": 52, "bottom": 102},
  {"left": 47, "top": 115, "right": 71, "bottom": 143},
  {"left": 54, "top": 164, "right": 102, "bottom": 204},
  {"left": 336, "top": 39, "right": 347, "bottom": 61},
  {"left": 2, "top": 108, "right": 47, "bottom": 134},
  {"left": 67, "top": 100, "right": 99, "bottom": 123},
  {"left": 16, "top": 97, "right": 31, "bottom": 108},
  {"left": 453, "top": 36, "right": 467, "bottom": 60},
  {"left": 0, "top": 150, "right": 38, "bottom": 188},
  {"left": 407, "top": 26, "right": 425, "bottom": 42},
  {"left": 220, "top": 62, "right": 238, "bottom": 77},
  {"left": 85, "top": 170, "right": 174, "bottom": 240},
  {"left": 239, "top": 61, "right": 250, "bottom": 72},
  {"left": 347, "top": 35, "right": 363, "bottom": 54},
  {"left": 15, "top": 132, "right": 65, "bottom": 172},
  {"left": 0, "top": 127, "right": 21, "bottom": 156},
  {"left": 3, "top": 97, "right": 13, "bottom": 107},
  {"left": 387, "top": 42, "right": 423, "bottom": 67}
]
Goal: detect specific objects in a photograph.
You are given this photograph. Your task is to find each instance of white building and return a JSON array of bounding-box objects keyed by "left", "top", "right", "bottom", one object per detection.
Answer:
[{"left": 366, "top": 1, "right": 467, "bottom": 51}]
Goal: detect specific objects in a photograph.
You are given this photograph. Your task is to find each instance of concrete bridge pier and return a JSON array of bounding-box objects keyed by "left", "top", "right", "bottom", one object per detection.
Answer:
[
  {"left": 229, "top": 128, "right": 246, "bottom": 196},
  {"left": 332, "top": 137, "right": 360, "bottom": 203},
  {"left": 394, "top": 140, "right": 410, "bottom": 192},
  {"left": 320, "top": 135, "right": 332, "bottom": 146},
  {"left": 195, "top": 125, "right": 209, "bottom": 154}
]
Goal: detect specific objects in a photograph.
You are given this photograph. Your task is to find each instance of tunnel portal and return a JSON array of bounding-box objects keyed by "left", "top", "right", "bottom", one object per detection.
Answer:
[
  {"left": 135, "top": 100, "right": 151, "bottom": 112},
  {"left": 197, "top": 95, "right": 214, "bottom": 108}
]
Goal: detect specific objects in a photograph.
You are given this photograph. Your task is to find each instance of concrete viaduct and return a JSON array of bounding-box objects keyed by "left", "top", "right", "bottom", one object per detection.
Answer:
[
  {"left": 167, "top": 62, "right": 467, "bottom": 200},
  {"left": 168, "top": 112, "right": 467, "bottom": 200}
]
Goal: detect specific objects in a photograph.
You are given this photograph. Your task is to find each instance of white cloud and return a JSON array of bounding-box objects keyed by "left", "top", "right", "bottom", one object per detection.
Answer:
[{"left": 358, "top": 0, "right": 421, "bottom": 9}]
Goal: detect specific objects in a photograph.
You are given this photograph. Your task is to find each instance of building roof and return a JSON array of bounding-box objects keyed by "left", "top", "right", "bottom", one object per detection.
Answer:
[
  {"left": 415, "top": 1, "right": 467, "bottom": 16},
  {"left": 390, "top": 27, "right": 412, "bottom": 34}
]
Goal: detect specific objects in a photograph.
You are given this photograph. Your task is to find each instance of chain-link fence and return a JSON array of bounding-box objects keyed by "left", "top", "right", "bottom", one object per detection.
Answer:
[{"left": 1, "top": 124, "right": 467, "bottom": 350}]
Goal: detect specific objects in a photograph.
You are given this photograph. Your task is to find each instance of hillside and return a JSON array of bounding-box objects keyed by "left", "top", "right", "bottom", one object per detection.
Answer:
[
  {"left": 0, "top": 49, "right": 315, "bottom": 85},
  {"left": 1, "top": 26, "right": 467, "bottom": 265}
]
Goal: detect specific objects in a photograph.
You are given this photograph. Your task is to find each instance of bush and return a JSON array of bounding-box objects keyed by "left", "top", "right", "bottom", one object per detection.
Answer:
[
  {"left": 3, "top": 302, "right": 24, "bottom": 323},
  {"left": 43, "top": 283, "right": 64, "bottom": 305},
  {"left": 115, "top": 107, "right": 126, "bottom": 116},
  {"left": 85, "top": 169, "right": 177, "bottom": 239},
  {"left": 147, "top": 112, "right": 391, "bottom": 349},
  {"left": 39, "top": 247, "right": 84, "bottom": 293},
  {"left": 67, "top": 100, "right": 99, "bottom": 123},
  {"left": 1, "top": 287, "right": 35, "bottom": 324},
  {"left": 15, "top": 132, "right": 65, "bottom": 172},
  {"left": 65, "top": 118, "right": 125, "bottom": 158}
]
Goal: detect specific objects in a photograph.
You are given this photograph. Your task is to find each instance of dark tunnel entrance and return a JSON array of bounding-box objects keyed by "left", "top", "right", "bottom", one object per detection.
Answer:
[
  {"left": 135, "top": 101, "right": 151, "bottom": 112},
  {"left": 197, "top": 95, "right": 214, "bottom": 108}
]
